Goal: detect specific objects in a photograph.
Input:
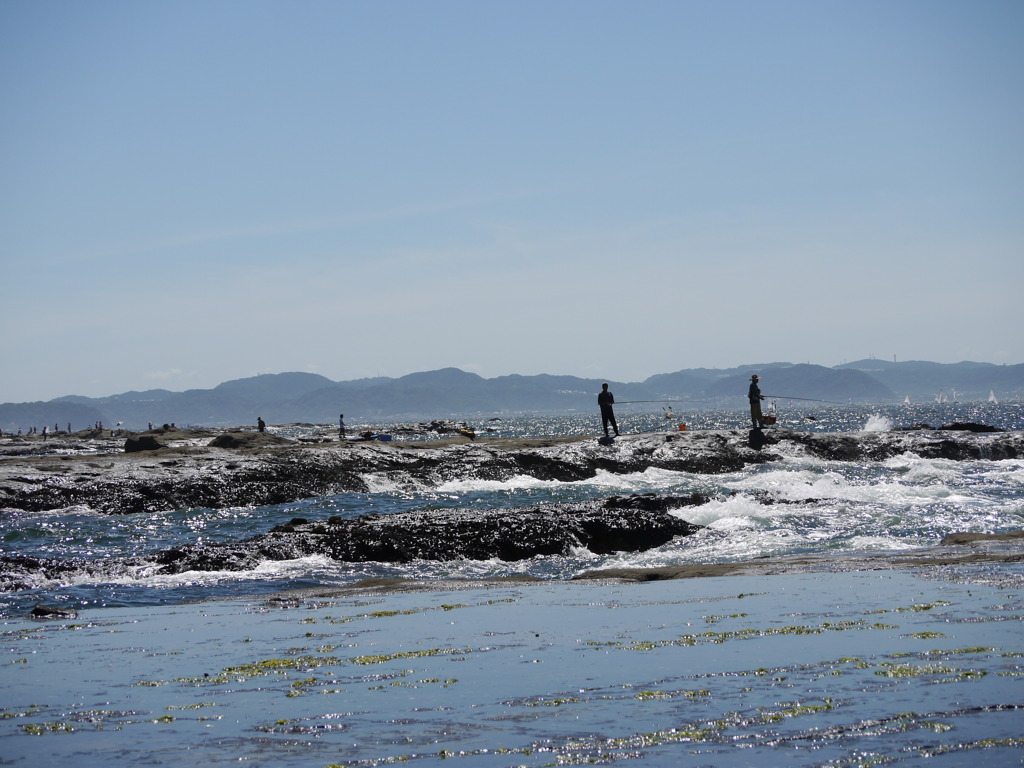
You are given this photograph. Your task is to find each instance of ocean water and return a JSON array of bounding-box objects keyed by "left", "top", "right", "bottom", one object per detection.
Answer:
[
  {"left": 2, "top": 403, "right": 1024, "bottom": 768},
  {"left": 1, "top": 402, "right": 1022, "bottom": 618}
]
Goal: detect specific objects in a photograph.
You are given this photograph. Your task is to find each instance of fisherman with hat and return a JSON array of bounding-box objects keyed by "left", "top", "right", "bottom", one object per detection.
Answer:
[{"left": 748, "top": 375, "right": 765, "bottom": 429}]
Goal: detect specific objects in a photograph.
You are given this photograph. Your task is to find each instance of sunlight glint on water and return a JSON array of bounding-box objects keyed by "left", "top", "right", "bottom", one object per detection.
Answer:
[{"left": 1, "top": 403, "right": 1022, "bottom": 616}]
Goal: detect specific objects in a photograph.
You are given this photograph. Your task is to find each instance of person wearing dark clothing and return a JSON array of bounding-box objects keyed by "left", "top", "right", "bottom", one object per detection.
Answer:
[
  {"left": 257, "top": 417, "right": 266, "bottom": 433},
  {"left": 339, "top": 414, "right": 346, "bottom": 439},
  {"left": 748, "top": 375, "right": 765, "bottom": 429},
  {"left": 598, "top": 383, "right": 619, "bottom": 437}
]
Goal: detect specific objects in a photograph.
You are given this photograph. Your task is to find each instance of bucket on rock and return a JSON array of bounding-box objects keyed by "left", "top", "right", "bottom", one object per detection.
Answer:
[{"left": 678, "top": 423, "right": 687, "bottom": 431}]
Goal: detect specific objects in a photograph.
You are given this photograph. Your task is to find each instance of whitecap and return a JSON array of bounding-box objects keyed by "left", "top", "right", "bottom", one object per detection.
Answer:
[
  {"left": 845, "top": 534, "right": 916, "bottom": 551},
  {"left": 435, "top": 474, "right": 569, "bottom": 493},
  {"left": 140, "top": 554, "right": 340, "bottom": 589},
  {"left": 359, "top": 472, "right": 431, "bottom": 494},
  {"left": 862, "top": 414, "right": 894, "bottom": 431}
]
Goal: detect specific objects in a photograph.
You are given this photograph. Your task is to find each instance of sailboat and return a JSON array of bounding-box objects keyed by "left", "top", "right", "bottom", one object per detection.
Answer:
[
  {"left": 989, "top": 390, "right": 998, "bottom": 404},
  {"left": 903, "top": 396, "right": 911, "bottom": 406}
]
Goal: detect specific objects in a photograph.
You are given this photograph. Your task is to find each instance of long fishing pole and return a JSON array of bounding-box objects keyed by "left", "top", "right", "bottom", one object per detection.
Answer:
[
  {"left": 763, "top": 394, "right": 850, "bottom": 405},
  {"left": 616, "top": 395, "right": 850, "bottom": 405},
  {"left": 606, "top": 403, "right": 688, "bottom": 409}
]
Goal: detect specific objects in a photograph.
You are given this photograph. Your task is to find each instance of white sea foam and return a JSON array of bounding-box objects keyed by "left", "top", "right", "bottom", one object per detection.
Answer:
[
  {"left": 435, "top": 467, "right": 693, "bottom": 495},
  {"left": 862, "top": 414, "right": 894, "bottom": 431},
  {"left": 882, "top": 452, "right": 959, "bottom": 480},
  {"left": 582, "top": 467, "right": 691, "bottom": 492},
  {"left": 140, "top": 555, "right": 340, "bottom": 589},
  {"left": 435, "top": 474, "right": 569, "bottom": 493},
  {"left": 846, "top": 534, "right": 916, "bottom": 551},
  {"left": 678, "top": 494, "right": 771, "bottom": 527},
  {"left": 360, "top": 472, "right": 431, "bottom": 494}
]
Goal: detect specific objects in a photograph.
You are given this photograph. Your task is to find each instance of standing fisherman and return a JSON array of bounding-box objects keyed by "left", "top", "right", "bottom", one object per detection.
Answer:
[
  {"left": 748, "top": 375, "right": 765, "bottom": 429},
  {"left": 598, "top": 383, "right": 620, "bottom": 438}
]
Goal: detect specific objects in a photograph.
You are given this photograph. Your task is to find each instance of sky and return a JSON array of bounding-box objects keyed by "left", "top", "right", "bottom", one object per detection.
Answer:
[{"left": 2, "top": 0, "right": 1022, "bottom": 402}]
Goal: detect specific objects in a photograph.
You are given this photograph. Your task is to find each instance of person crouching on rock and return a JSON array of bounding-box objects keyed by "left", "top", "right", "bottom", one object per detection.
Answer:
[{"left": 748, "top": 375, "right": 765, "bottom": 429}]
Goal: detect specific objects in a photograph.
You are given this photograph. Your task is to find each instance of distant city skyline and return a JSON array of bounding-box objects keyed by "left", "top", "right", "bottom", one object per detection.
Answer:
[{"left": 3, "top": 1, "right": 1022, "bottom": 403}]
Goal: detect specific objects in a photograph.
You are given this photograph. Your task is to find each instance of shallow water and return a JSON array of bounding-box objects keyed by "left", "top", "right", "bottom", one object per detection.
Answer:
[{"left": 1, "top": 569, "right": 1022, "bottom": 767}]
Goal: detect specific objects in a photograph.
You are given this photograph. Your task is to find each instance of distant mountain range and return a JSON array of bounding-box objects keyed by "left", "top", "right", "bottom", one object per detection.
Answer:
[{"left": 2, "top": 360, "right": 1021, "bottom": 431}]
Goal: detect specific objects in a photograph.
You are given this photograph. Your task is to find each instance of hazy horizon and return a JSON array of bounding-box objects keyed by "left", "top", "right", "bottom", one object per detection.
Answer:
[
  {"left": 3, "top": 1, "right": 1021, "bottom": 403},
  {"left": 6, "top": 356, "right": 1020, "bottom": 404}
]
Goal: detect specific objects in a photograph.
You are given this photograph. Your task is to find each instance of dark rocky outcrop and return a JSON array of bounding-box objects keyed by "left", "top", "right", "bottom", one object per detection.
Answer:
[
  {"left": 0, "top": 494, "right": 708, "bottom": 589},
  {"left": 896, "top": 422, "right": 1006, "bottom": 433},
  {"left": 1, "top": 428, "right": 1021, "bottom": 516},
  {"left": 29, "top": 604, "right": 78, "bottom": 619},
  {"left": 124, "top": 435, "right": 168, "bottom": 452},
  {"left": 208, "top": 431, "right": 294, "bottom": 449},
  {"left": 161, "top": 493, "right": 707, "bottom": 572}
]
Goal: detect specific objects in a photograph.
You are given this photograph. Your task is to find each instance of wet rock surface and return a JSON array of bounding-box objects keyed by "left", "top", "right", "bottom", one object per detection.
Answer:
[
  {"left": 574, "top": 529, "right": 1024, "bottom": 583},
  {"left": 1, "top": 427, "right": 1022, "bottom": 515}
]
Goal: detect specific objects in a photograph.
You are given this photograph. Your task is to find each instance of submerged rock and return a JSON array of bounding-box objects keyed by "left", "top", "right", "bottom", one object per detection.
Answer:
[
  {"left": 940, "top": 530, "right": 1024, "bottom": 545},
  {"left": 28, "top": 604, "right": 78, "bottom": 619}
]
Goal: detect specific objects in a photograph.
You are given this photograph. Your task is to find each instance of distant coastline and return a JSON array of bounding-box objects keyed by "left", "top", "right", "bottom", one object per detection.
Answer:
[{"left": 2, "top": 359, "right": 1022, "bottom": 431}]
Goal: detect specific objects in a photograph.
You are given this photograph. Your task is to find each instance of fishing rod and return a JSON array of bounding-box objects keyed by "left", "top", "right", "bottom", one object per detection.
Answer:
[
  {"left": 613, "top": 397, "right": 717, "bottom": 405},
  {"left": 763, "top": 395, "right": 850, "bottom": 405},
  {"left": 616, "top": 395, "right": 849, "bottom": 406},
  {"left": 606, "top": 403, "right": 688, "bottom": 409}
]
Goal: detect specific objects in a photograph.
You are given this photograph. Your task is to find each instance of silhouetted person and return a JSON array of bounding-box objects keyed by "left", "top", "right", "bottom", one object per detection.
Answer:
[
  {"left": 598, "top": 383, "right": 619, "bottom": 437},
  {"left": 748, "top": 375, "right": 765, "bottom": 429},
  {"left": 339, "top": 414, "right": 346, "bottom": 439},
  {"left": 257, "top": 416, "right": 266, "bottom": 433}
]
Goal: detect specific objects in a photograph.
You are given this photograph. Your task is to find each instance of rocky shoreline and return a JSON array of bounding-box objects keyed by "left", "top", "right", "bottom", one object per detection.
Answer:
[
  {"left": 1, "top": 425, "right": 1021, "bottom": 516},
  {"left": 3, "top": 425, "right": 1023, "bottom": 601}
]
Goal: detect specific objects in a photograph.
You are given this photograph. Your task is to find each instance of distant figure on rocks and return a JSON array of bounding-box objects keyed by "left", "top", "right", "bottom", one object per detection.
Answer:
[
  {"left": 748, "top": 374, "right": 765, "bottom": 429},
  {"left": 339, "top": 414, "right": 346, "bottom": 439},
  {"left": 598, "top": 383, "right": 619, "bottom": 437},
  {"left": 257, "top": 417, "right": 266, "bottom": 433}
]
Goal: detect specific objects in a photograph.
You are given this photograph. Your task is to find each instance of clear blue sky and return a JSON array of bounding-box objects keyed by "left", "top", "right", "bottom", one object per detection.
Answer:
[{"left": 2, "top": 0, "right": 1022, "bottom": 402}]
